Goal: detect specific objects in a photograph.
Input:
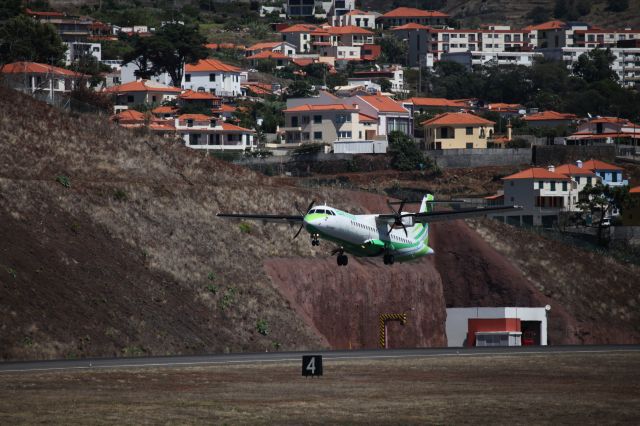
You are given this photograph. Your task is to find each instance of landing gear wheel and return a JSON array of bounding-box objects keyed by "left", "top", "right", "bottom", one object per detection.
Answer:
[
  {"left": 310, "top": 234, "right": 320, "bottom": 246},
  {"left": 383, "top": 254, "right": 395, "bottom": 265},
  {"left": 337, "top": 254, "right": 348, "bottom": 266}
]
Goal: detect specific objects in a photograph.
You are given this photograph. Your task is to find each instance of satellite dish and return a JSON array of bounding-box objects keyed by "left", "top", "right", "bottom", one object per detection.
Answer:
[{"left": 545, "top": 304, "right": 551, "bottom": 311}]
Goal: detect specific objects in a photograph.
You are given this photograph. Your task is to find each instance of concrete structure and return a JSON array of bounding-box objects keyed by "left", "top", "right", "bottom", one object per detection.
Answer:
[
  {"left": 333, "top": 139, "right": 388, "bottom": 154},
  {"left": 120, "top": 62, "right": 172, "bottom": 85},
  {"left": 64, "top": 42, "right": 101, "bottom": 65},
  {"left": 401, "top": 97, "right": 472, "bottom": 115},
  {"left": 182, "top": 59, "right": 242, "bottom": 98},
  {"left": 422, "top": 112, "right": 495, "bottom": 150},
  {"left": 349, "top": 67, "right": 405, "bottom": 94},
  {"left": 442, "top": 50, "right": 543, "bottom": 68},
  {"left": 580, "top": 159, "right": 628, "bottom": 187},
  {"left": 525, "top": 20, "right": 568, "bottom": 49},
  {"left": 245, "top": 41, "right": 297, "bottom": 58},
  {"left": 279, "top": 24, "right": 320, "bottom": 53},
  {"left": 281, "top": 103, "right": 365, "bottom": 146},
  {"left": 175, "top": 114, "right": 255, "bottom": 151},
  {"left": 446, "top": 307, "right": 549, "bottom": 347},
  {"left": 567, "top": 116, "right": 640, "bottom": 145}
]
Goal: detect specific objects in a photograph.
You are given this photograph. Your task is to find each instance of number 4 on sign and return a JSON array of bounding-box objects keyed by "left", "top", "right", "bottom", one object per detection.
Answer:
[{"left": 302, "top": 355, "right": 323, "bottom": 377}]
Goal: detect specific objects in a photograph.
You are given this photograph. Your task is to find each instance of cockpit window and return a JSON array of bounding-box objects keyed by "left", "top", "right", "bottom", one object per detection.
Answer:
[
  {"left": 309, "top": 209, "right": 316, "bottom": 214},
  {"left": 316, "top": 209, "right": 326, "bottom": 214}
]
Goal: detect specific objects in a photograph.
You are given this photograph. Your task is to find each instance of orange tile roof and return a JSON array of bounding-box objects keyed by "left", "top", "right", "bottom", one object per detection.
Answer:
[
  {"left": 111, "top": 109, "right": 145, "bottom": 122},
  {"left": 178, "top": 114, "right": 212, "bottom": 121},
  {"left": 524, "top": 20, "right": 566, "bottom": 31},
  {"left": 325, "top": 25, "right": 374, "bottom": 35},
  {"left": 554, "top": 164, "right": 597, "bottom": 176},
  {"left": 247, "top": 51, "right": 290, "bottom": 60},
  {"left": 246, "top": 41, "right": 282, "bottom": 51},
  {"left": 408, "top": 97, "right": 468, "bottom": 107},
  {"left": 104, "top": 80, "right": 181, "bottom": 93},
  {"left": 581, "top": 159, "right": 623, "bottom": 171},
  {"left": 292, "top": 58, "right": 315, "bottom": 67},
  {"left": 279, "top": 24, "right": 319, "bottom": 33},
  {"left": 359, "top": 95, "right": 408, "bottom": 113},
  {"left": 25, "top": 8, "right": 65, "bottom": 17},
  {"left": 503, "top": 168, "right": 571, "bottom": 181},
  {"left": 382, "top": 7, "right": 448, "bottom": 18},
  {"left": 391, "top": 23, "right": 431, "bottom": 31},
  {"left": 422, "top": 112, "right": 495, "bottom": 126},
  {"left": 284, "top": 104, "right": 356, "bottom": 112},
  {"left": 152, "top": 106, "right": 178, "bottom": 114},
  {"left": 630, "top": 186, "right": 640, "bottom": 194},
  {"left": 205, "top": 43, "right": 244, "bottom": 50},
  {"left": 488, "top": 102, "right": 524, "bottom": 111},
  {"left": 179, "top": 89, "right": 218, "bottom": 100},
  {"left": 588, "top": 116, "right": 629, "bottom": 124},
  {"left": 219, "top": 104, "right": 237, "bottom": 112},
  {"left": 358, "top": 113, "right": 377, "bottom": 122},
  {"left": 220, "top": 122, "right": 254, "bottom": 132},
  {"left": 185, "top": 59, "right": 241, "bottom": 73},
  {"left": 523, "top": 110, "right": 577, "bottom": 121},
  {"left": 149, "top": 121, "right": 176, "bottom": 131},
  {"left": 0, "top": 61, "right": 82, "bottom": 77},
  {"left": 345, "top": 9, "right": 368, "bottom": 16}
]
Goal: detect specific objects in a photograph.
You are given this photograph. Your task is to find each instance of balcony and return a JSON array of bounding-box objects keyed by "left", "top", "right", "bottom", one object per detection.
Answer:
[{"left": 281, "top": 126, "right": 302, "bottom": 132}]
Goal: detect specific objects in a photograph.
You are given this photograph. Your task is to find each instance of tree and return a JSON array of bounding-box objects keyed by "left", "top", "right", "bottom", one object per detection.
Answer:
[
  {"left": 388, "top": 131, "right": 425, "bottom": 171},
  {"left": 0, "top": 0, "right": 22, "bottom": 20},
  {"left": 377, "top": 78, "right": 392, "bottom": 92},
  {"left": 124, "top": 23, "right": 208, "bottom": 86},
  {"left": 120, "top": 34, "right": 154, "bottom": 79},
  {"left": 554, "top": 0, "right": 569, "bottom": 19},
  {"left": 0, "top": 15, "right": 65, "bottom": 65},
  {"left": 526, "top": 6, "right": 550, "bottom": 24},
  {"left": 572, "top": 48, "right": 617, "bottom": 83},
  {"left": 378, "top": 36, "right": 407, "bottom": 66},
  {"left": 607, "top": 0, "right": 629, "bottom": 12},
  {"left": 578, "top": 182, "right": 631, "bottom": 245},
  {"left": 286, "top": 80, "right": 315, "bottom": 99}
]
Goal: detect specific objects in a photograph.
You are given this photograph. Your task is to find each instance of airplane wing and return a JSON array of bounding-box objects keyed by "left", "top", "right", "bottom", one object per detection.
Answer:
[
  {"left": 377, "top": 205, "right": 521, "bottom": 224},
  {"left": 216, "top": 213, "right": 304, "bottom": 225}
]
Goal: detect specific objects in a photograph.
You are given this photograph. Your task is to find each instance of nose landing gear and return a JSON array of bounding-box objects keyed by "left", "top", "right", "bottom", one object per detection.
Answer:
[
  {"left": 332, "top": 247, "right": 348, "bottom": 266},
  {"left": 310, "top": 234, "right": 320, "bottom": 246},
  {"left": 383, "top": 253, "right": 395, "bottom": 265}
]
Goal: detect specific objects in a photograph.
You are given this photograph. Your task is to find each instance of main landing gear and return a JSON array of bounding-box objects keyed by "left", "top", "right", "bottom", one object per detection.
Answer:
[
  {"left": 310, "top": 234, "right": 320, "bottom": 246},
  {"left": 383, "top": 253, "right": 395, "bottom": 265},
  {"left": 333, "top": 247, "right": 348, "bottom": 266}
]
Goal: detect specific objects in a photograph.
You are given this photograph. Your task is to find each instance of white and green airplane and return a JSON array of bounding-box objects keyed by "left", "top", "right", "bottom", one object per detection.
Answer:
[{"left": 218, "top": 194, "right": 519, "bottom": 266}]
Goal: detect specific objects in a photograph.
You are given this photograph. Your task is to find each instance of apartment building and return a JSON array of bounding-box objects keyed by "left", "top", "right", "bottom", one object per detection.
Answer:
[
  {"left": 331, "top": 9, "right": 378, "bottom": 29},
  {"left": 280, "top": 24, "right": 319, "bottom": 53},
  {"left": 282, "top": 103, "right": 365, "bottom": 146},
  {"left": 422, "top": 112, "right": 495, "bottom": 149},
  {"left": 572, "top": 28, "right": 640, "bottom": 49}
]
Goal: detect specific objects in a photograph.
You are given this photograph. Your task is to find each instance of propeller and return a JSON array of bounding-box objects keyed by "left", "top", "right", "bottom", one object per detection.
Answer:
[
  {"left": 293, "top": 199, "right": 315, "bottom": 240},
  {"left": 387, "top": 199, "right": 408, "bottom": 237}
]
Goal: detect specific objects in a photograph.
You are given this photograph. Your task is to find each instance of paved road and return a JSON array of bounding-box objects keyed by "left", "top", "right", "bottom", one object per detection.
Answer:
[{"left": 1, "top": 345, "right": 639, "bottom": 373}]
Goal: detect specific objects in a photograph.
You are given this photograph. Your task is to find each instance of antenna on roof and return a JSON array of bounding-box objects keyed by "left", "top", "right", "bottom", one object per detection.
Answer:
[{"left": 587, "top": 112, "right": 592, "bottom": 119}]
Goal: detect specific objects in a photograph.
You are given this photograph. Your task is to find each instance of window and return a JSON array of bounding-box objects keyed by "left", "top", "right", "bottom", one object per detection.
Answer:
[
  {"left": 612, "top": 172, "right": 618, "bottom": 182},
  {"left": 313, "top": 115, "right": 322, "bottom": 123},
  {"left": 209, "top": 74, "right": 215, "bottom": 82},
  {"left": 466, "top": 127, "right": 473, "bottom": 135},
  {"left": 562, "top": 182, "right": 567, "bottom": 191},
  {"left": 291, "top": 116, "right": 298, "bottom": 127},
  {"left": 302, "top": 116, "right": 309, "bottom": 124},
  {"left": 187, "top": 119, "right": 193, "bottom": 127},
  {"left": 185, "top": 74, "right": 191, "bottom": 82},
  {"left": 550, "top": 181, "right": 556, "bottom": 191},
  {"left": 466, "top": 143, "right": 473, "bottom": 149},
  {"left": 314, "top": 131, "right": 322, "bottom": 140},
  {"left": 338, "top": 131, "right": 352, "bottom": 139},
  {"left": 538, "top": 181, "right": 544, "bottom": 190},
  {"left": 587, "top": 177, "right": 592, "bottom": 185},
  {"left": 127, "top": 95, "right": 134, "bottom": 103}
]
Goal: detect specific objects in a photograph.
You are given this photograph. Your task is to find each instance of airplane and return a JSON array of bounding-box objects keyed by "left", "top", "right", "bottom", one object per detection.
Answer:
[{"left": 217, "top": 194, "right": 520, "bottom": 267}]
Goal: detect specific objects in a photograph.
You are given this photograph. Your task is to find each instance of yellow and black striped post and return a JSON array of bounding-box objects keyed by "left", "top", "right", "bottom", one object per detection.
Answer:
[{"left": 379, "top": 313, "right": 408, "bottom": 349}]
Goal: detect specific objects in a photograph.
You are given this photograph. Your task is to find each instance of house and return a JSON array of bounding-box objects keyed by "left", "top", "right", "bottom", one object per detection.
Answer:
[
  {"left": 111, "top": 109, "right": 176, "bottom": 136},
  {"left": 246, "top": 51, "right": 294, "bottom": 69},
  {"left": 566, "top": 117, "right": 640, "bottom": 145},
  {"left": 524, "top": 20, "right": 568, "bottom": 49},
  {"left": 103, "top": 80, "right": 181, "bottom": 112},
  {"left": 245, "top": 41, "right": 297, "bottom": 58},
  {"left": 177, "top": 90, "right": 221, "bottom": 109},
  {"left": 348, "top": 66, "right": 405, "bottom": 94},
  {"left": 281, "top": 103, "right": 364, "bottom": 147},
  {"left": 331, "top": 9, "right": 378, "bottom": 29},
  {"left": 523, "top": 110, "right": 577, "bottom": 128},
  {"left": 279, "top": 24, "right": 320, "bottom": 53},
  {"left": 579, "top": 159, "right": 628, "bottom": 187},
  {"left": 487, "top": 103, "right": 525, "bottom": 117},
  {"left": 500, "top": 167, "right": 575, "bottom": 227},
  {"left": 621, "top": 186, "right": 640, "bottom": 225},
  {"left": 378, "top": 7, "right": 448, "bottom": 29},
  {"left": 422, "top": 112, "right": 495, "bottom": 149},
  {"left": 352, "top": 95, "right": 413, "bottom": 137},
  {"left": 152, "top": 106, "right": 179, "bottom": 120},
  {"left": 309, "top": 25, "right": 375, "bottom": 63},
  {"left": 0, "top": 62, "right": 87, "bottom": 98},
  {"left": 175, "top": 114, "right": 255, "bottom": 151},
  {"left": 182, "top": 59, "right": 242, "bottom": 98}
]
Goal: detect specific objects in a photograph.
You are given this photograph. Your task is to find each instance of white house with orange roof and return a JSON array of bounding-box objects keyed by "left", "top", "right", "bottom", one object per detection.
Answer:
[
  {"left": 281, "top": 103, "right": 363, "bottom": 146},
  {"left": 350, "top": 94, "right": 412, "bottom": 137},
  {"left": 378, "top": 7, "right": 448, "bottom": 29},
  {"left": 422, "top": 112, "right": 495, "bottom": 149},
  {"left": 279, "top": 23, "right": 320, "bottom": 53},
  {"left": 579, "top": 159, "right": 628, "bottom": 187},
  {"left": 331, "top": 9, "right": 378, "bottom": 29},
  {"left": 246, "top": 51, "right": 294, "bottom": 69},
  {"left": 524, "top": 20, "right": 568, "bottom": 49},
  {"left": 182, "top": 59, "right": 242, "bottom": 98},
  {"left": 111, "top": 109, "right": 176, "bottom": 136},
  {"left": 103, "top": 79, "right": 181, "bottom": 112},
  {"left": 175, "top": 114, "right": 255, "bottom": 151},
  {"left": 501, "top": 167, "right": 575, "bottom": 227},
  {"left": 523, "top": 110, "right": 577, "bottom": 128},
  {"left": 0, "top": 61, "right": 87, "bottom": 98},
  {"left": 245, "top": 41, "right": 297, "bottom": 57},
  {"left": 567, "top": 117, "right": 640, "bottom": 145}
]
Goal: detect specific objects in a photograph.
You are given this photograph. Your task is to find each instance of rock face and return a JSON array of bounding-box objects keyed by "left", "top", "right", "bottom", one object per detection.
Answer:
[{"left": 264, "top": 258, "right": 447, "bottom": 349}]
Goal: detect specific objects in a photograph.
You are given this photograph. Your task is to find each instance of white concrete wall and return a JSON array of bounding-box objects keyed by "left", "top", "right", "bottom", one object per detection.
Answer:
[{"left": 182, "top": 71, "right": 241, "bottom": 97}]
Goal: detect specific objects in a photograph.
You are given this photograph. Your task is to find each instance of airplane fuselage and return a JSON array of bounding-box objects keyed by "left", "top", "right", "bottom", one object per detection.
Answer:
[{"left": 303, "top": 206, "right": 434, "bottom": 262}]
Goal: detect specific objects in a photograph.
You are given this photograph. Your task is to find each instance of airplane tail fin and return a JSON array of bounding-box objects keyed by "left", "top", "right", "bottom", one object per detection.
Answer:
[{"left": 419, "top": 194, "right": 435, "bottom": 214}]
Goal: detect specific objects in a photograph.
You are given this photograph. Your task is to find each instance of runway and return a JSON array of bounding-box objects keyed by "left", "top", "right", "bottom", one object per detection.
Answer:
[{"left": 2, "top": 344, "right": 639, "bottom": 373}]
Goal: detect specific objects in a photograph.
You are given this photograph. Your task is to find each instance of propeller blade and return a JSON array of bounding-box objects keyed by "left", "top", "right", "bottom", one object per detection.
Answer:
[
  {"left": 293, "top": 224, "right": 304, "bottom": 240},
  {"left": 305, "top": 199, "right": 315, "bottom": 214},
  {"left": 398, "top": 200, "right": 406, "bottom": 214},
  {"left": 401, "top": 222, "right": 408, "bottom": 237},
  {"left": 295, "top": 201, "right": 302, "bottom": 216}
]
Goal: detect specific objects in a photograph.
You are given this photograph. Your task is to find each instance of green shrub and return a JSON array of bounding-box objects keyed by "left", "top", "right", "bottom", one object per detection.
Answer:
[
  {"left": 256, "top": 319, "right": 269, "bottom": 336},
  {"left": 238, "top": 222, "right": 252, "bottom": 233},
  {"left": 56, "top": 175, "right": 71, "bottom": 188}
]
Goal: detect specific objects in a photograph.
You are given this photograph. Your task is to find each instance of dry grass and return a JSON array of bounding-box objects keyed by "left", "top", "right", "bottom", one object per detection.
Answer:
[{"left": 0, "top": 352, "right": 639, "bottom": 424}]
